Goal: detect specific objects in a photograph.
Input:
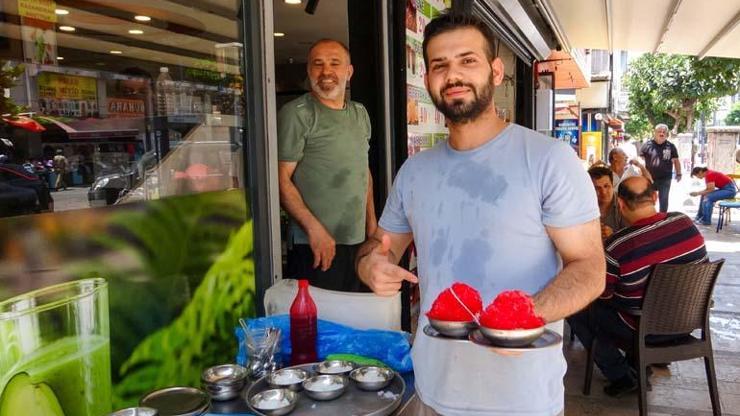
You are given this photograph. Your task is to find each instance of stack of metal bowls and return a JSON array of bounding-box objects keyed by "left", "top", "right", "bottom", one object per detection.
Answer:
[{"left": 201, "top": 364, "right": 249, "bottom": 401}]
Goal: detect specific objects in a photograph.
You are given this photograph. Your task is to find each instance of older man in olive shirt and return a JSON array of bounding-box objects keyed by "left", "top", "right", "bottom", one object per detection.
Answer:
[{"left": 277, "top": 39, "right": 376, "bottom": 292}]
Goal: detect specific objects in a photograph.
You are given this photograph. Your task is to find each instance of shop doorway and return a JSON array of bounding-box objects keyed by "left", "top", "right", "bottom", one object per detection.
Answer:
[{"left": 271, "top": 0, "right": 389, "bottom": 280}]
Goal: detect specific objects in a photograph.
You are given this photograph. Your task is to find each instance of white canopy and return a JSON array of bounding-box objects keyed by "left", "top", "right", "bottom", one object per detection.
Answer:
[{"left": 540, "top": 0, "right": 740, "bottom": 59}]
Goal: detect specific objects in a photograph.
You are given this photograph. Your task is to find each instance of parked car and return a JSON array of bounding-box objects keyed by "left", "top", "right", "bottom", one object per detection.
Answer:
[{"left": 0, "top": 163, "right": 54, "bottom": 216}]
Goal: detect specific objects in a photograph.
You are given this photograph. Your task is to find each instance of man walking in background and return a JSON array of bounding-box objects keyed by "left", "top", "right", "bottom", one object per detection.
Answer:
[
  {"left": 640, "top": 124, "right": 681, "bottom": 212},
  {"left": 278, "top": 39, "right": 376, "bottom": 292},
  {"left": 52, "top": 149, "right": 68, "bottom": 191}
]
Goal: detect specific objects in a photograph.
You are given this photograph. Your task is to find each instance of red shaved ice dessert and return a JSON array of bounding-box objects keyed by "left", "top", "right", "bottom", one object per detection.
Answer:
[
  {"left": 479, "top": 290, "right": 545, "bottom": 330},
  {"left": 426, "top": 282, "right": 483, "bottom": 321}
]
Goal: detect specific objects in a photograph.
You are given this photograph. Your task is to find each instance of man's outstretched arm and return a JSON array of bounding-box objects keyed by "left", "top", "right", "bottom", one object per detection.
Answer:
[{"left": 534, "top": 219, "right": 605, "bottom": 322}]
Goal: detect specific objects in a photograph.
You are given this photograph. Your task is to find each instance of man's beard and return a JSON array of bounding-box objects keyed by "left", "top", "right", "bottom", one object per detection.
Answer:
[
  {"left": 430, "top": 71, "right": 494, "bottom": 124},
  {"left": 310, "top": 74, "right": 346, "bottom": 101}
]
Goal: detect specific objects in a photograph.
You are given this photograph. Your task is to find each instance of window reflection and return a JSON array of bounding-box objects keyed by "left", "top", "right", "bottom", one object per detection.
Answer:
[{"left": 0, "top": 1, "right": 245, "bottom": 217}]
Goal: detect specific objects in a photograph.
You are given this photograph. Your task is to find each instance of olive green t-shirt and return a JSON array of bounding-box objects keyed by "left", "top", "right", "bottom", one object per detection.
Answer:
[{"left": 278, "top": 93, "right": 370, "bottom": 245}]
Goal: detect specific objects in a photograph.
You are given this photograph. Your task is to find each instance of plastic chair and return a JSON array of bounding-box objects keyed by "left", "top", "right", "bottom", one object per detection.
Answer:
[
  {"left": 583, "top": 260, "right": 725, "bottom": 416},
  {"left": 716, "top": 174, "right": 740, "bottom": 232}
]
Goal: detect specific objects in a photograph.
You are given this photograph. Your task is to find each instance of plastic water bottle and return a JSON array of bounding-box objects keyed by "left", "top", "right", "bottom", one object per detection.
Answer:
[
  {"left": 156, "top": 67, "right": 175, "bottom": 116},
  {"left": 290, "top": 279, "right": 318, "bottom": 365}
]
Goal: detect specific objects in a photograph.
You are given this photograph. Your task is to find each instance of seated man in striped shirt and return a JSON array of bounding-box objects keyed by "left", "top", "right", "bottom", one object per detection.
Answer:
[{"left": 568, "top": 176, "right": 708, "bottom": 397}]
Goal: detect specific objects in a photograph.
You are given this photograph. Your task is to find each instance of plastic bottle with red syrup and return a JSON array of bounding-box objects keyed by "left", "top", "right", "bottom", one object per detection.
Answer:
[{"left": 290, "top": 279, "right": 318, "bottom": 365}]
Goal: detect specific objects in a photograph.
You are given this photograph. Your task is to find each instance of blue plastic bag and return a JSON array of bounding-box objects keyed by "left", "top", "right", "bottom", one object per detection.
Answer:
[{"left": 235, "top": 315, "right": 413, "bottom": 373}]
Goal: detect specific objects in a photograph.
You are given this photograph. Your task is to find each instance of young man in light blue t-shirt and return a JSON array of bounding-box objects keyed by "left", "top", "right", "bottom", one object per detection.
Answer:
[{"left": 356, "top": 12, "right": 605, "bottom": 416}]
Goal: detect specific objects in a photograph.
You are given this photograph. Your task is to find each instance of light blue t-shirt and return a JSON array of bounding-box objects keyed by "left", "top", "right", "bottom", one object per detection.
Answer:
[{"left": 379, "top": 124, "right": 599, "bottom": 416}]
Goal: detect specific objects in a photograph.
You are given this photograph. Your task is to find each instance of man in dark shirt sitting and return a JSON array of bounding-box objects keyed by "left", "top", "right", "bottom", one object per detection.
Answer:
[{"left": 568, "top": 176, "right": 708, "bottom": 397}]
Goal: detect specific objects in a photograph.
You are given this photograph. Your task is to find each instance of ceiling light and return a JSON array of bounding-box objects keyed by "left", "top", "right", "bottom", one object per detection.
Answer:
[
  {"left": 274, "top": 32, "right": 285, "bottom": 37},
  {"left": 128, "top": 29, "right": 144, "bottom": 34},
  {"left": 110, "top": 50, "right": 123, "bottom": 54},
  {"left": 285, "top": 0, "right": 301, "bottom": 4},
  {"left": 59, "top": 26, "right": 75, "bottom": 32},
  {"left": 56, "top": 56, "right": 64, "bottom": 60},
  {"left": 134, "top": 15, "right": 151, "bottom": 22},
  {"left": 55, "top": 9, "right": 69, "bottom": 15}
]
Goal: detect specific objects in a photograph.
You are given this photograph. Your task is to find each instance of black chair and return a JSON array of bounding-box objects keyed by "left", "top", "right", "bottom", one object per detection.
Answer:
[{"left": 583, "top": 260, "right": 725, "bottom": 416}]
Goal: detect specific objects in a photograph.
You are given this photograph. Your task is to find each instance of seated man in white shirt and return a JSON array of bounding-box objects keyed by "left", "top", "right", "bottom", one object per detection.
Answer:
[{"left": 608, "top": 148, "right": 652, "bottom": 189}]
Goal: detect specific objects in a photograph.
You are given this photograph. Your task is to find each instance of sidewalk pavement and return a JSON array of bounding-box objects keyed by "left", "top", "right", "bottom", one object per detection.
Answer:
[{"left": 564, "top": 177, "right": 740, "bottom": 415}]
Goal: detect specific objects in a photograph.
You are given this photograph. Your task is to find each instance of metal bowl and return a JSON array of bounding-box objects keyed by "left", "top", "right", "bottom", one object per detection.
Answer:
[
  {"left": 349, "top": 366, "right": 394, "bottom": 391},
  {"left": 267, "top": 368, "right": 309, "bottom": 392},
  {"left": 302, "top": 374, "right": 348, "bottom": 401},
  {"left": 316, "top": 360, "right": 355, "bottom": 376},
  {"left": 428, "top": 318, "right": 478, "bottom": 338},
  {"left": 201, "top": 364, "right": 248, "bottom": 401},
  {"left": 249, "top": 388, "right": 298, "bottom": 416},
  {"left": 479, "top": 325, "right": 545, "bottom": 347},
  {"left": 107, "top": 407, "right": 158, "bottom": 416}
]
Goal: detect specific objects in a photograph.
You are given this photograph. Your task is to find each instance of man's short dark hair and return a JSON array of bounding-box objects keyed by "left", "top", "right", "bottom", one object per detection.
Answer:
[
  {"left": 588, "top": 166, "right": 613, "bottom": 184},
  {"left": 691, "top": 166, "right": 708, "bottom": 177},
  {"left": 308, "top": 39, "right": 351, "bottom": 62},
  {"left": 422, "top": 12, "right": 497, "bottom": 68},
  {"left": 617, "top": 179, "right": 656, "bottom": 210}
]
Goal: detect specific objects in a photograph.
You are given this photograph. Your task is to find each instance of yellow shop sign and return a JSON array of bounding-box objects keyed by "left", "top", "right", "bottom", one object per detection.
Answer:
[
  {"left": 18, "top": 0, "right": 57, "bottom": 22},
  {"left": 37, "top": 72, "right": 97, "bottom": 100}
]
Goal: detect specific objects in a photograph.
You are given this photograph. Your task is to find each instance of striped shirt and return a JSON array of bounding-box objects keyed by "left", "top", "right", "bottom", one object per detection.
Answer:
[{"left": 601, "top": 212, "right": 708, "bottom": 330}]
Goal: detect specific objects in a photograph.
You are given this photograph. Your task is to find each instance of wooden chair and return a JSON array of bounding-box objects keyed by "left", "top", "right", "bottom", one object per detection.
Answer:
[{"left": 583, "top": 260, "right": 725, "bottom": 416}]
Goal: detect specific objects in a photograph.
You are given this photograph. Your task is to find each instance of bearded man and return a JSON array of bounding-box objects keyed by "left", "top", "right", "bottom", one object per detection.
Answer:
[
  {"left": 356, "top": 13, "right": 604, "bottom": 415},
  {"left": 278, "top": 39, "right": 376, "bottom": 292}
]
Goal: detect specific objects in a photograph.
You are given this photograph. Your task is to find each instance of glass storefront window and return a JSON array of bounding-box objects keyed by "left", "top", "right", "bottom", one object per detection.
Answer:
[{"left": 0, "top": 0, "right": 246, "bottom": 216}]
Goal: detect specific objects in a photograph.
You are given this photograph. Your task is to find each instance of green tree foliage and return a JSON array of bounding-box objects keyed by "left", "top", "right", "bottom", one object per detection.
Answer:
[
  {"left": 623, "top": 54, "right": 740, "bottom": 133},
  {"left": 624, "top": 113, "right": 653, "bottom": 140},
  {"left": 0, "top": 60, "right": 25, "bottom": 116},
  {"left": 726, "top": 102, "right": 740, "bottom": 125}
]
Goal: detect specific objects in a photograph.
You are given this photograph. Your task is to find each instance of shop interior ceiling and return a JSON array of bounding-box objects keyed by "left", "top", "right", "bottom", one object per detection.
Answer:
[
  {"left": 546, "top": 0, "right": 740, "bottom": 59},
  {"left": 272, "top": 0, "right": 348, "bottom": 64},
  {"left": 1, "top": 0, "right": 345, "bottom": 77}
]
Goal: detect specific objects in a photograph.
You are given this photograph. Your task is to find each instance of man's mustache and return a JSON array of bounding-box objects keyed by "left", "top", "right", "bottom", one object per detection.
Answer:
[
  {"left": 318, "top": 75, "right": 338, "bottom": 83},
  {"left": 441, "top": 81, "right": 476, "bottom": 96}
]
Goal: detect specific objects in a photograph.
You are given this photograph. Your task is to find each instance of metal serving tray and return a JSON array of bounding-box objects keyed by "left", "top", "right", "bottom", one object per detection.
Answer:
[{"left": 246, "top": 363, "right": 405, "bottom": 416}]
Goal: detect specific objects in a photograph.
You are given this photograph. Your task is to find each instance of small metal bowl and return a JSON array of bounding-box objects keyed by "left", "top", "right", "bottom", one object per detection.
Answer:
[
  {"left": 267, "top": 368, "right": 309, "bottom": 392},
  {"left": 428, "top": 318, "right": 478, "bottom": 338},
  {"left": 201, "top": 364, "right": 248, "bottom": 401},
  {"left": 315, "top": 360, "right": 355, "bottom": 376},
  {"left": 249, "top": 388, "right": 298, "bottom": 416},
  {"left": 479, "top": 325, "right": 545, "bottom": 347},
  {"left": 302, "top": 374, "right": 348, "bottom": 401},
  {"left": 107, "top": 407, "right": 158, "bottom": 416},
  {"left": 349, "top": 366, "right": 394, "bottom": 391}
]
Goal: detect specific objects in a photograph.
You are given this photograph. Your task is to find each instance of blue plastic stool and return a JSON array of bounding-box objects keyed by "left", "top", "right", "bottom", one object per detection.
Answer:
[{"left": 716, "top": 199, "right": 740, "bottom": 232}]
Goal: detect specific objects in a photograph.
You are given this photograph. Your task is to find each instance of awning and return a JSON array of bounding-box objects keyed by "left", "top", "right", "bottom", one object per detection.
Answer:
[
  {"left": 538, "top": 0, "right": 740, "bottom": 59},
  {"left": 37, "top": 117, "right": 139, "bottom": 142},
  {"left": 2, "top": 116, "right": 46, "bottom": 133},
  {"left": 536, "top": 50, "right": 590, "bottom": 89}
]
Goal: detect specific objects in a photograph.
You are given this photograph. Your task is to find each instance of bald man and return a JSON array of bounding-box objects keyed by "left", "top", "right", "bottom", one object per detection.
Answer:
[
  {"left": 278, "top": 39, "right": 376, "bottom": 292},
  {"left": 568, "top": 176, "right": 707, "bottom": 397}
]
